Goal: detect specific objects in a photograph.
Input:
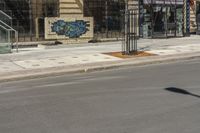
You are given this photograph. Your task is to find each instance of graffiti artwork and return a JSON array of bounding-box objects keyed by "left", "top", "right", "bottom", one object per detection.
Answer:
[{"left": 51, "top": 20, "right": 89, "bottom": 38}]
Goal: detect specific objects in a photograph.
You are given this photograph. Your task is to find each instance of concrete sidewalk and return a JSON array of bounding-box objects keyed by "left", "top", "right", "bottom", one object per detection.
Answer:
[{"left": 0, "top": 35, "right": 200, "bottom": 82}]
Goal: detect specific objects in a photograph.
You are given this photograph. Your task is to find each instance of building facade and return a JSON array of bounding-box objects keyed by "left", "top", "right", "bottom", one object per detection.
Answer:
[{"left": 0, "top": 0, "right": 199, "bottom": 42}]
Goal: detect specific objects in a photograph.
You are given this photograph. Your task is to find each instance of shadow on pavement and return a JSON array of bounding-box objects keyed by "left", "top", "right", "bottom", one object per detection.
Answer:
[{"left": 165, "top": 87, "right": 200, "bottom": 98}]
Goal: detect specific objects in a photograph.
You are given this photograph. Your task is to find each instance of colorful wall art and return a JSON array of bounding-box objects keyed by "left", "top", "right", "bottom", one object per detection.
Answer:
[
  {"left": 51, "top": 20, "right": 89, "bottom": 38},
  {"left": 45, "top": 17, "right": 93, "bottom": 43}
]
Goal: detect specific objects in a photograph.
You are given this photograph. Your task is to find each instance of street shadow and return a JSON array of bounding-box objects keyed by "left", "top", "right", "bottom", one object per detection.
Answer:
[{"left": 165, "top": 87, "right": 200, "bottom": 99}]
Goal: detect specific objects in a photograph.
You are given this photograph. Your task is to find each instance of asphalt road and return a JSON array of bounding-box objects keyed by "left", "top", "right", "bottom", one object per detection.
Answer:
[{"left": 0, "top": 59, "right": 200, "bottom": 133}]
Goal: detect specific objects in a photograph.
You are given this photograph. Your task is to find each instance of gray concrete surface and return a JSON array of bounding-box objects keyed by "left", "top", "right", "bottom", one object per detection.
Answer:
[
  {"left": 0, "top": 59, "right": 200, "bottom": 133},
  {"left": 0, "top": 35, "right": 200, "bottom": 81}
]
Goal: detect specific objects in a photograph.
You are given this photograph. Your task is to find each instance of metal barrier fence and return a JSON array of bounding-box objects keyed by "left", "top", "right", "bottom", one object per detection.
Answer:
[
  {"left": 122, "top": 9, "right": 138, "bottom": 55},
  {"left": 84, "top": 0, "right": 125, "bottom": 41},
  {"left": 1, "top": 0, "right": 126, "bottom": 42}
]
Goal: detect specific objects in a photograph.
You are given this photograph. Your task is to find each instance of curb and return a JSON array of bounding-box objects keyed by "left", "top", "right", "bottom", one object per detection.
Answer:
[{"left": 0, "top": 52, "right": 200, "bottom": 83}]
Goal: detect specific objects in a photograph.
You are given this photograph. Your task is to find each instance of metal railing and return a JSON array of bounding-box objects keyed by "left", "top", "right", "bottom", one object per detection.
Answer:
[
  {"left": 0, "top": 10, "right": 18, "bottom": 52},
  {"left": 0, "top": 10, "right": 12, "bottom": 27}
]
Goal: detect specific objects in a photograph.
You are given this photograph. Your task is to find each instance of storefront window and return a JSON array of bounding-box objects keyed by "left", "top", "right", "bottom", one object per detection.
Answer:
[{"left": 141, "top": 0, "right": 183, "bottom": 38}]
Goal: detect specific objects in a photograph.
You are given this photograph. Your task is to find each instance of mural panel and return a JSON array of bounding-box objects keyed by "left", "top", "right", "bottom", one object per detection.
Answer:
[
  {"left": 51, "top": 20, "right": 89, "bottom": 38},
  {"left": 45, "top": 17, "right": 93, "bottom": 42}
]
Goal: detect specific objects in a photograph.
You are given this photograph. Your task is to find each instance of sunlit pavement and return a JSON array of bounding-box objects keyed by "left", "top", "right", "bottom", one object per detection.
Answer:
[{"left": 0, "top": 35, "right": 200, "bottom": 76}]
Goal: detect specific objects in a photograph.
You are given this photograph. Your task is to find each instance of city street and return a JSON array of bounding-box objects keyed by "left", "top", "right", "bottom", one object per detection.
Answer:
[{"left": 0, "top": 58, "right": 200, "bottom": 133}]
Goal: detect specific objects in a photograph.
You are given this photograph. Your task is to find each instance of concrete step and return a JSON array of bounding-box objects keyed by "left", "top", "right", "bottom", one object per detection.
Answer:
[
  {"left": 59, "top": 0, "right": 83, "bottom": 16},
  {"left": 60, "top": 9, "right": 82, "bottom": 14}
]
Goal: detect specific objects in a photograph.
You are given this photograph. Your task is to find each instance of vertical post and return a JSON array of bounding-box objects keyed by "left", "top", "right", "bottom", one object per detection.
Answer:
[
  {"left": 7, "top": 30, "right": 11, "bottom": 52},
  {"left": 7, "top": 30, "right": 10, "bottom": 44},
  {"left": 11, "top": 14, "right": 13, "bottom": 47},
  {"left": 17, "top": 20, "right": 20, "bottom": 42},
  {"left": 124, "top": 0, "right": 128, "bottom": 54},
  {"left": 131, "top": 10, "right": 133, "bottom": 52},
  {"left": 186, "top": 0, "right": 190, "bottom": 35},
  {"left": 175, "top": 0, "right": 177, "bottom": 37},
  {"left": 127, "top": 10, "right": 130, "bottom": 54},
  {"left": 105, "top": 0, "right": 108, "bottom": 38},
  {"left": 184, "top": 0, "right": 190, "bottom": 36},
  {"left": 35, "top": 17, "right": 39, "bottom": 40},
  {"left": 15, "top": 31, "right": 19, "bottom": 53},
  {"left": 163, "top": 0, "right": 168, "bottom": 38},
  {"left": 151, "top": 0, "right": 154, "bottom": 38},
  {"left": 29, "top": 0, "right": 33, "bottom": 41},
  {"left": 45, "top": 0, "right": 47, "bottom": 17},
  {"left": 134, "top": 10, "right": 137, "bottom": 52},
  {"left": 138, "top": 0, "right": 140, "bottom": 37}
]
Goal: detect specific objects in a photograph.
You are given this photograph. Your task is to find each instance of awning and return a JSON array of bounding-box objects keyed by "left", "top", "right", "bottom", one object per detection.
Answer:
[{"left": 143, "top": 0, "right": 184, "bottom": 5}]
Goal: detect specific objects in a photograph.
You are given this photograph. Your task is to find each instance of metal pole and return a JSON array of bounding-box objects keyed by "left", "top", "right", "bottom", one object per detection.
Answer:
[
  {"left": 29, "top": 0, "right": 33, "bottom": 41},
  {"left": 15, "top": 31, "right": 19, "bottom": 53},
  {"left": 131, "top": 10, "right": 133, "bottom": 52},
  {"left": 165, "top": 0, "right": 167, "bottom": 38},
  {"left": 184, "top": 0, "right": 186, "bottom": 35},
  {"left": 186, "top": 0, "right": 190, "bottom": 36},
  {"left": 105, "top": 0, "right": 108, "bottom": 38},
  {"left": 122, "top": 10, "right": 125, "bottom": 54},
  {"left": 8, "top": 30, "right": 10, "bottom": 44},
  {"left": 134, "top": 10, "right": 137, "bottom": 52},
  {"left": 11, "top": 14, "right": 13, "bottom": 48},
  {"left": 124, "top": 0, "right": 128, "bottom": 54},
  {"left": 151, "top": 0, "right": 154, "bottom": 38},
  {"left": 175, "top": 0, "right": 177, "bottom": 37}
]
